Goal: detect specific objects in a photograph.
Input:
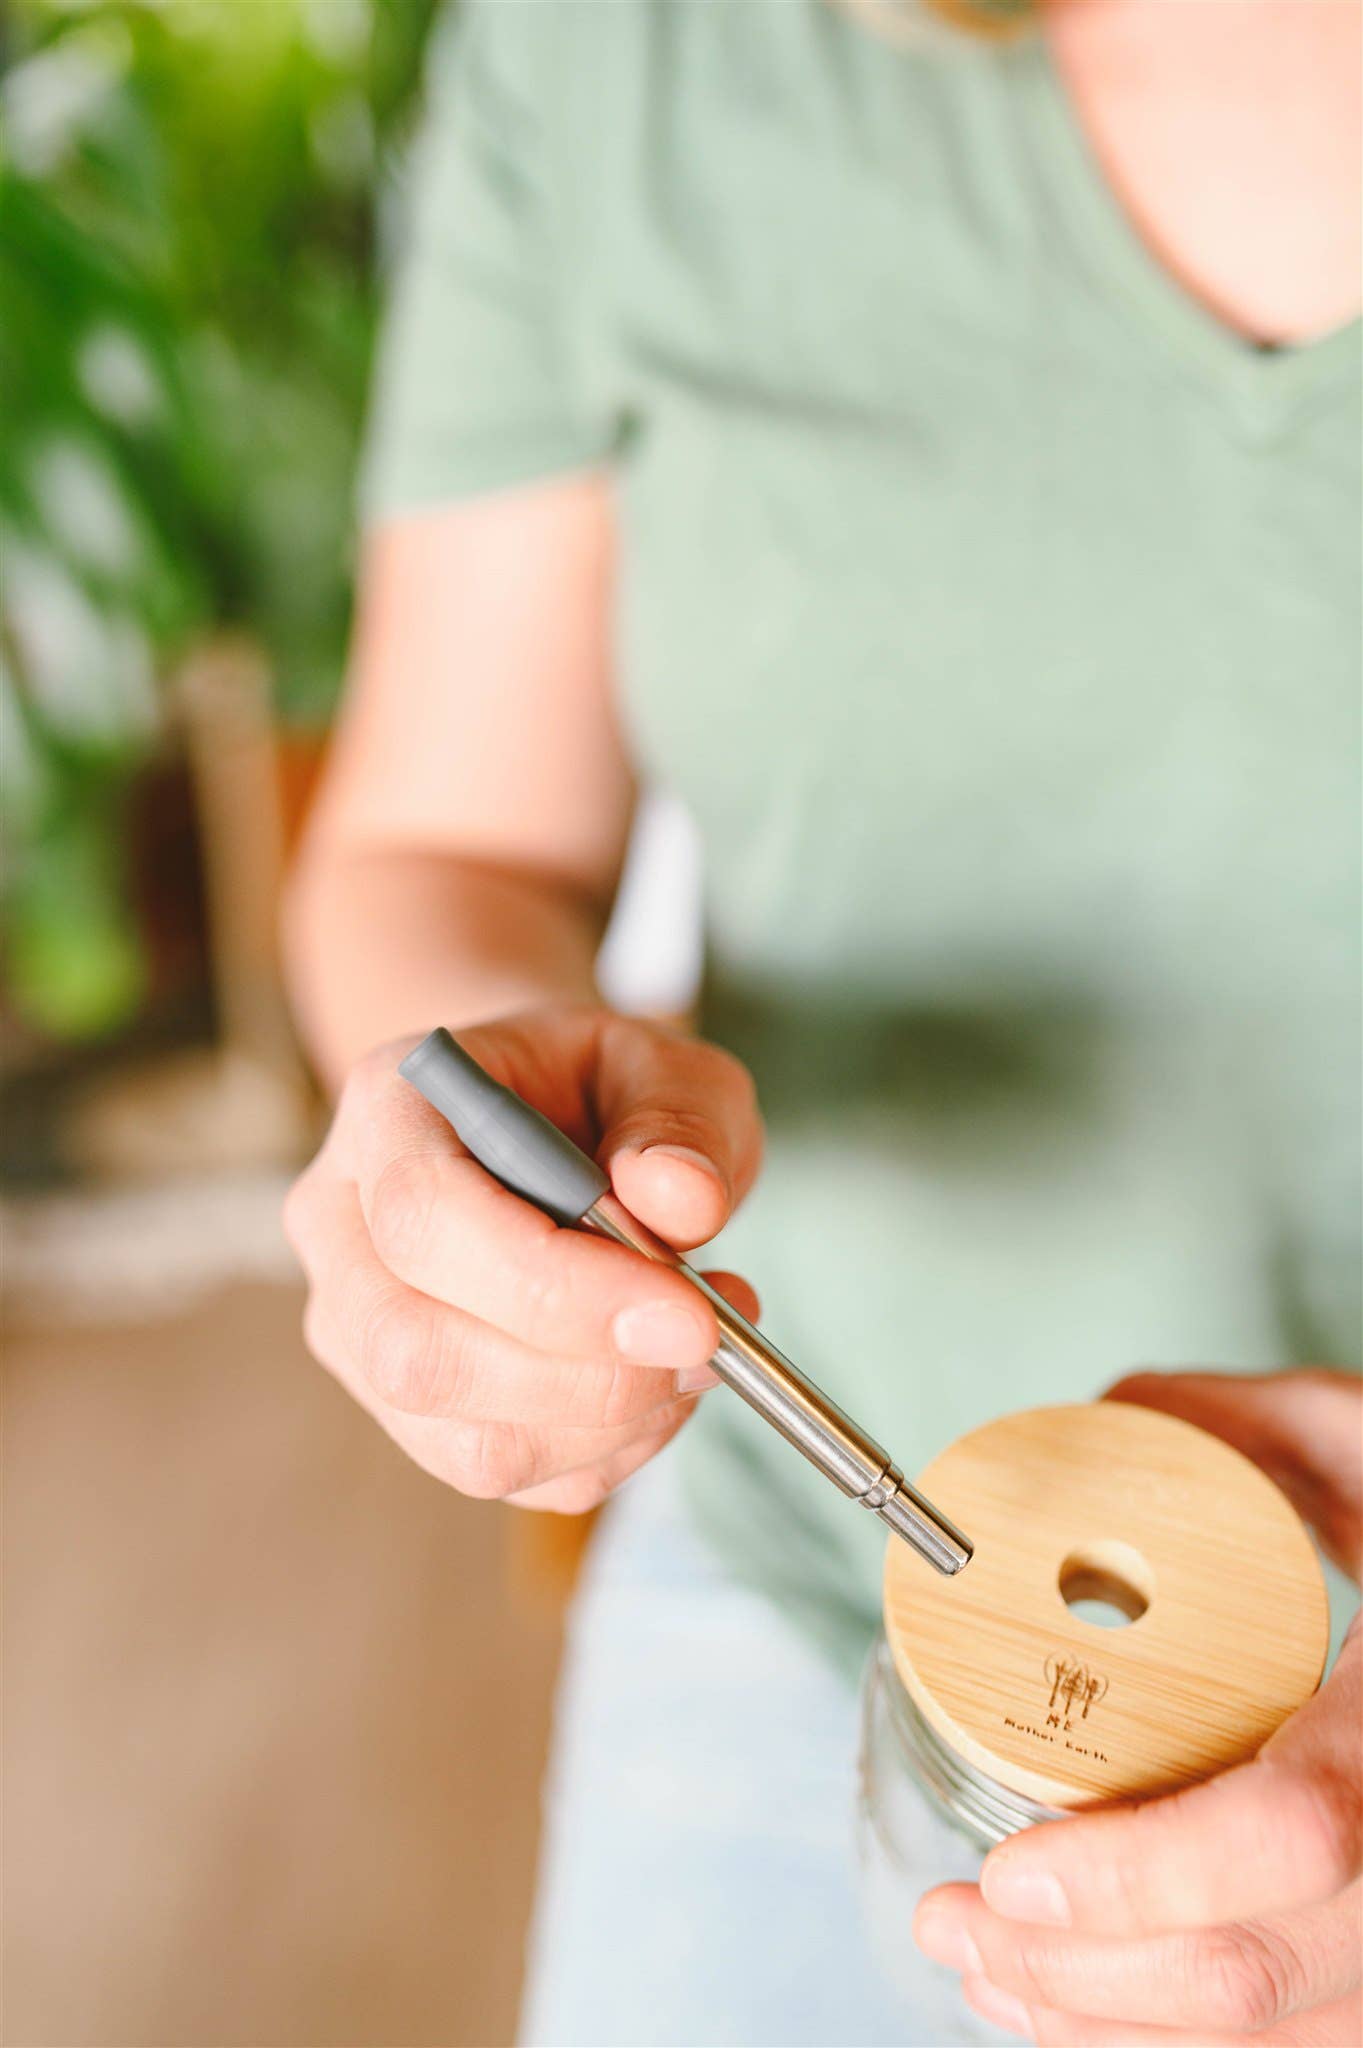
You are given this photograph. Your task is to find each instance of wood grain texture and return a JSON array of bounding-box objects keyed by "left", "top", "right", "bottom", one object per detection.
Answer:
[{"left": 884, "top": 1402, "right": 1329, "bottom": 1810}]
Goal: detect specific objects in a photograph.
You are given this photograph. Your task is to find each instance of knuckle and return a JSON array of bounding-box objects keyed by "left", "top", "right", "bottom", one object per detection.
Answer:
[
  {"left": 1119, "top": 1786, "right": 1207, "bottom": 1915},
  {"left": 593, "top": 1359, "right": 653, "bottom": 1429},
  {"left": 358, "top": 1290, "right": 441, "bottom": 1411},
  {"left": 446, "top": 1421, "right": 519, "bottom": 1501},
  {"left": 696, "top": 1036, "right": 750, "bottom": 1095},
  {"left": 517, "top": 1252, "right": 570, "bottom": 1340},
  {"left": 1199, "top": 1926, "right": 1299, "bottom": 2032},
  {"left": 1035, "top": 2020, "right": 1096, "bottom": 2048},
  {"left": 520, "top": 1468, "right": 609, "bottom": 1516},
  {"left": 338, "top": 1053, "right": 382, "bottom": 1123},
  {"left": 1008, "top": 1940, "right": 1061, "bottom": 2009},
  {"left": 1092, "top": 1818, "right": 1153, "bottom": 1925},
  {"left": 724, "top": 1047, "right": 760, "bottom": 1116},
  {"left": 301, "top": 1292, "right": 330, "bottom": 1364},
  {"left": 1261, "top": 1760, "right": 1363, "bottom": 1900},
  {"left": 554, "top": 1465, "right": 615, "bottom": 1514},
  {"left": 367, "top": 1154, "right": 439, "bottom": 1271},
  {"left": 1293, "top": 1767, "right": 1362, "bottom": 1897},
  {"left": 712, "top": 1044, "right": 762, "bottom": 1134},
  {"left": 281, "top": 1173, "right": 316, "bottom": 1257}
]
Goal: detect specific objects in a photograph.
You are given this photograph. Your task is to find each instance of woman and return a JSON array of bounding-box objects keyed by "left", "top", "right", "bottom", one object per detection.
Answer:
[{"left": 283, "top": 2, "right": 1362, "bottom": 2041}]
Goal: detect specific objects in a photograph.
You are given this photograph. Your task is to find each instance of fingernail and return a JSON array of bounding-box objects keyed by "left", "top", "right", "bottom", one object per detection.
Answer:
[
  {"left": 639, "top": 1143, "right": 722, "bottom": 1182},
  {"left": 613, "top": 1302, "right": 707, "bottom": 1371},
  {"left": 981, "top": 1861, "right": 1070, "bottom": 1926},
  {"left": 674, "top": 1363, "right": 720, "bottom": 1397},
  {"left": 915, "top": 1911, "right": 982, "bottom": 1976},
  {"left": 962, "top": 1978, "right": 1034, "bottom": 2039}
]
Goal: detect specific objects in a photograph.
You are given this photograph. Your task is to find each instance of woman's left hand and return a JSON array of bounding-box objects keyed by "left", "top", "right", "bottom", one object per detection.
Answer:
[{"left": 914, "top": 1368, "right": 1362, "bottom": 2045}]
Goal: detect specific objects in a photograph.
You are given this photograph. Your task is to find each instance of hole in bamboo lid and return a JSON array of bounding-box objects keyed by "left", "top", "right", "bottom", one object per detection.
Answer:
[{"left": 1058, "top": 1540, "right": 1154, "bottom": 1627}]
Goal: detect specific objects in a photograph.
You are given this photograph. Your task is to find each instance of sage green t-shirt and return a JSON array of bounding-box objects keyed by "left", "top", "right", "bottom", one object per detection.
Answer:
[{"left": 365, "top": 0, "right": 1362, "bottom": 1675}]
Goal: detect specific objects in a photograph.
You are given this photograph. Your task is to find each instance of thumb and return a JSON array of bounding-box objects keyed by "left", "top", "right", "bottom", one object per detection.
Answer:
[
  {"left": 1105, "top": 1367, "right": 1362, "bottom": 1584},
  {"left": 591, "top": 1018, "right": 764, "bottom": 1251}
]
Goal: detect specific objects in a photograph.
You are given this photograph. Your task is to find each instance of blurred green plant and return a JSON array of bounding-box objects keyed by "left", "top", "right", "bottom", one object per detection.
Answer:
[{"left": 1, "top": 0, "right": 438, "bottom": 1037}]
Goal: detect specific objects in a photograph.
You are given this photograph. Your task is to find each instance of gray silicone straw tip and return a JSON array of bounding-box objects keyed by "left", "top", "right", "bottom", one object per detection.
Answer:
[
  {"left": 399, "top": 1027, "right": 501, "bottom": 1124},
  {"left": 398, "top": 1028, "right": 609, "bottom": 1227}
]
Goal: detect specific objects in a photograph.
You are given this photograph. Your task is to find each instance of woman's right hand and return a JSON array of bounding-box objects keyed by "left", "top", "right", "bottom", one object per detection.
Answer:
[{"left": 284, "top": 1007, "right": 763, "bottom": 1512}]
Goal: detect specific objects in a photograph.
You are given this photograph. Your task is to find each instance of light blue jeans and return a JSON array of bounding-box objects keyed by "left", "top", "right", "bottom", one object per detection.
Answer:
[{"left": 519, "top": 1453, "right": 1008, "bottom": 2048}]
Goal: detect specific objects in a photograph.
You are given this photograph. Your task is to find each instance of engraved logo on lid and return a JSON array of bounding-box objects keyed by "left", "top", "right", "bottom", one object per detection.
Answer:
[
  {"left": 1000, "top": 1655, "right": 1114, "bottom": 1761},
  {"left": 1044, "top": 1654, "right": 1108, "bottom": 1730}
]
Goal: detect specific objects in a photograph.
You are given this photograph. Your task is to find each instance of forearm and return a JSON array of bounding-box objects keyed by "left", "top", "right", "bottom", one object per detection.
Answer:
[{"left": 284, "top": 838, "right": 604, "bottom": 1091}]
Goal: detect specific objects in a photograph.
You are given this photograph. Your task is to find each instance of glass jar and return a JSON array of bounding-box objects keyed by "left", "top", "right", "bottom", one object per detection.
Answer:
[
  {"left": 856, "top": 1634, "right": 1060, "bottom": 2013},
  {"left": 859, "top": 1632, "right": 1060, "bottom": 1863}
]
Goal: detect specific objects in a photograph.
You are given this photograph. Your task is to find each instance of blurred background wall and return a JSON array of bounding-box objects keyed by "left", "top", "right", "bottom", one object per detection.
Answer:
[{"left": 0, "top": 4, "right": 664, "bottom": 2039}]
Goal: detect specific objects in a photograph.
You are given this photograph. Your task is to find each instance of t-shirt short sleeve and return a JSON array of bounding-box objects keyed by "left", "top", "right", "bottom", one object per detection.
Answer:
[{"left": 360, "top": 2, "right": 614, "bottom": 519}]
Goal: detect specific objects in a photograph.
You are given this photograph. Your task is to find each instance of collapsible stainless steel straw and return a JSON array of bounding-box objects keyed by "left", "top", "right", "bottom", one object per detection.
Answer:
[{"left": 399, "top": 1028, "right": 972, "bottom": 1576}]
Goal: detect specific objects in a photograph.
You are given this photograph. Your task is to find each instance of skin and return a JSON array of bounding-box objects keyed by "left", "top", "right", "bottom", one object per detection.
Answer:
[
  {"left": 283, "top": 1, "right": 1362, "bottom": 2036},
  {"left": 285, "top": 1007, "right": 763, "bottom": 1512},
  {"left": 1043, "top": 0, "right": 1361, "bottom": 345}
]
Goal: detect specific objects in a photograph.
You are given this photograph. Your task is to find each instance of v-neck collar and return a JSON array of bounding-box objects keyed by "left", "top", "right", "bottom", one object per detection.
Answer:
[{"left": 1015, "top": 33, "right": 1361, "bottom": 437}]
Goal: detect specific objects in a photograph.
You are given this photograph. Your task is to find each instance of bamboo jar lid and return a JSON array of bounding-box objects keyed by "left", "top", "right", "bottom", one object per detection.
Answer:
[{"left": 883, "top": 1402, "right": 1329, "bottom": 1812}]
